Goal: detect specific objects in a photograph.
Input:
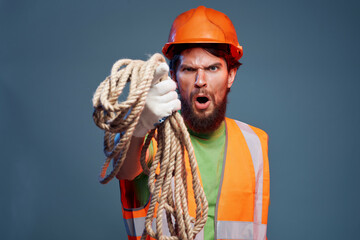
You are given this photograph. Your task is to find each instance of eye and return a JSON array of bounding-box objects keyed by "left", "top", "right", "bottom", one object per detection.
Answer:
[
  {"left": 208, "top": 65, "right": 219, "bottom": 71},
  {"left": 183, "top": 67, "right": 196, "bottom": 72}
]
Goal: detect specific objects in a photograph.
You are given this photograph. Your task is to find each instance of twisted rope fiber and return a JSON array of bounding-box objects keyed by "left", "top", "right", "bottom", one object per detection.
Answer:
[{"left": 92, "top": 53, "right": 208, "bottom": 239}]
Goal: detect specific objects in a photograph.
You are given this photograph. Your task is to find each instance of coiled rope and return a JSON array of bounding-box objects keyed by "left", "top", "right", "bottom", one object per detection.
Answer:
[{"left": 92, "top": 53, "right": 208, "bottom": 240}]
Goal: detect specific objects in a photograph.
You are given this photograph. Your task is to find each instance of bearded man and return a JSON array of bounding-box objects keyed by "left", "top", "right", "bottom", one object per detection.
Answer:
[{"left": 116, "top": 6, "right": 270, "bottom": 240}]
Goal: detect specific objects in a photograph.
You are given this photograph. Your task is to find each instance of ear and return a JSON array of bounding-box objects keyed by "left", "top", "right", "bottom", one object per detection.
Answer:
[
  {"left": 227, "top": 68, "right": 237, "bottom": 88},
  {"left": 170, "top": 70, "right": 176, "bottom": 80},
  {"left": 170, "top": 70, "right": 179, "bottom": 87}
]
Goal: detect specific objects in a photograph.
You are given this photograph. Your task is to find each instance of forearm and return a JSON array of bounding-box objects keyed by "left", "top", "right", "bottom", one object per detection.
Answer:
[{"left": 116, "top": 136, "right": 145, "bottom": 180}]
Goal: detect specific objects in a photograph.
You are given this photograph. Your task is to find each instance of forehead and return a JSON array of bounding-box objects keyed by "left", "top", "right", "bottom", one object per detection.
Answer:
[{"left": 179, "top": 48, "right": 226, "bottom": 67}]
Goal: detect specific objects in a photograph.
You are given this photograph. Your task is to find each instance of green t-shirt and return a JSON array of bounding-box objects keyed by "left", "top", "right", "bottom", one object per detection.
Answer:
[{"left": 132, "top": 122, "right": 226, "bottom": 240}]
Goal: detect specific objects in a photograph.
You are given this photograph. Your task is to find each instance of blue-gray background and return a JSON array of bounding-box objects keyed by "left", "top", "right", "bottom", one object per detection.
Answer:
[{"left": 1, "top": 0, "right": 359, "bottom": 239}]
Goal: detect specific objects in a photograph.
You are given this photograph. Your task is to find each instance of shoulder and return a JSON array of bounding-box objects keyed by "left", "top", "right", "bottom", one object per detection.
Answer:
[{"left": 225, "top": 117, "right": 268, "bottom": 142}]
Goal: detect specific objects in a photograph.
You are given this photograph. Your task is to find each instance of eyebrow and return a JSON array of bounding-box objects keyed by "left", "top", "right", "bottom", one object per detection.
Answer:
[
  {"left": 179, "top": 62, "right": 224, "bottom": 69},
  {"left": 205, "top": 63, "right": 223, "bottom": 69}
]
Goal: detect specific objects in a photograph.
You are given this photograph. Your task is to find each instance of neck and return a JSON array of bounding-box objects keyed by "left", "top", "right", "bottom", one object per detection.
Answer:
[{"left": 187, "top": 120, "right": 225, "bottom": 139}]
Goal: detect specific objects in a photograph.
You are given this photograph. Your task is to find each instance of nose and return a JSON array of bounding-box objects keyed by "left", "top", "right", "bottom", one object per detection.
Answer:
[{"left": 195, "top": 69, "right": 206, "bottom": 88}]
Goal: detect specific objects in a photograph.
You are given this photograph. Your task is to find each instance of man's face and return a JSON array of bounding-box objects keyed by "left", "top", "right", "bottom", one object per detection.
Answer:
[{"left": 172, "top": 48, "right": 236, "bottom": 133}]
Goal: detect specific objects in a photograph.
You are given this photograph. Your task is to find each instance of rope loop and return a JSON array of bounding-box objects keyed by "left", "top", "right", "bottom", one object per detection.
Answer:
[{"left": 92, "top": 54, "right": 208, "bottom": 239}]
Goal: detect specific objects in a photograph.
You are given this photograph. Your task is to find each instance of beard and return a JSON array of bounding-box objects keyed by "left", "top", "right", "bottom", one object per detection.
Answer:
[{"left": 180, "top": 88, "right": 228, "bottom": 134}]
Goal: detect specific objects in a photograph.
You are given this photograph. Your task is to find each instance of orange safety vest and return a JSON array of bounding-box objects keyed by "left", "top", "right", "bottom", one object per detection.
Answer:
[{"left": 119, "top": 118, "right": 270, "bottom": 240}]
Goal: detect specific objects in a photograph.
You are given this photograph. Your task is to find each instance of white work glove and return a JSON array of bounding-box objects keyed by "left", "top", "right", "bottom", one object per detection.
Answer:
[{"left": 133, "top": 62, "right": 181, "bottom": 137}]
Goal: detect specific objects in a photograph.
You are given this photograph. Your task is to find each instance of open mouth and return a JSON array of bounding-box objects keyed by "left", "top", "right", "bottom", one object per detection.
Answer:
[
  {"left": 194, "top": 94, "right": 211, "bottom": 110},
  {"left": 196, "top": 96, "right": 209, "bottom": 104}
]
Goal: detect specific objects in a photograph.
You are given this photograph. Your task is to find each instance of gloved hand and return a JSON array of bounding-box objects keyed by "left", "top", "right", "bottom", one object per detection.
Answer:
[{"left": 133, "top": 62, "right": 181, "bottom": 137}]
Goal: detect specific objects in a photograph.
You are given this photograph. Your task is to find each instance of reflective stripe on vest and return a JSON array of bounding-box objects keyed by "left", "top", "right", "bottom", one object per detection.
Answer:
[
  {"left": 123, "top": 216, "right": 145, "bottom": 237},
  {"left": 120, "top": 118, "right": 270, "bottom": 240},
  {"left": 217, "top": 221, "right": 267, "bottom": 239},
  {"left": 123, "top": 214, "right": 173, "bottom": 239}
]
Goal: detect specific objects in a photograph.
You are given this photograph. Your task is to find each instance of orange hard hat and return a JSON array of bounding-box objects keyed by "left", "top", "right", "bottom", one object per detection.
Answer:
[{"left": 162, "top": 6, "right": 243, "bottom": 60}]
